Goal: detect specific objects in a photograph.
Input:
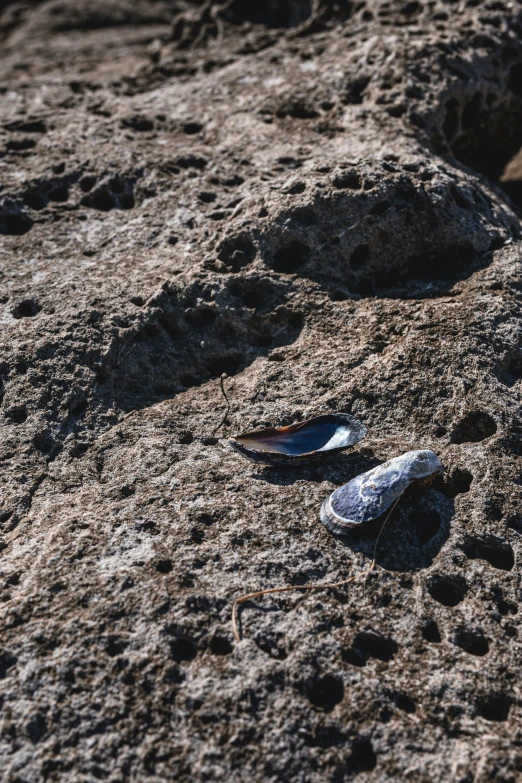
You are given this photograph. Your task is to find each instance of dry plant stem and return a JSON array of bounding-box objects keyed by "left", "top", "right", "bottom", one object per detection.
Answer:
[
  {"left": 232, "top": 498, "right": 400, "bottom": 643},
  {"left": 211, "top": 374, "right": 231, "bottom": 436}
]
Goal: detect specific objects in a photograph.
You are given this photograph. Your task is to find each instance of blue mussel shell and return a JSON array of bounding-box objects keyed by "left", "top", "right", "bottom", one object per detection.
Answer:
[{"left": 320, "top": 449, "right": 444, "bottom": 534}]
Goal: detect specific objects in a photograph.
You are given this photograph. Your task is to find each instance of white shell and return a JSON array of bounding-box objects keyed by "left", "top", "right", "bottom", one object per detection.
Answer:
[{"left": 320, "top": 449, "right": 444, "bottom": 535}]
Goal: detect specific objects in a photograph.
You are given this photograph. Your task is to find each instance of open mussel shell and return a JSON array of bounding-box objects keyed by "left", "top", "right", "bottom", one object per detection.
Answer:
[
  {"left": 320, "top": 449, "right": 444, "bottom": 535},
  {"left": 229, "top": 413, "right": 367, "bottom": 466}
]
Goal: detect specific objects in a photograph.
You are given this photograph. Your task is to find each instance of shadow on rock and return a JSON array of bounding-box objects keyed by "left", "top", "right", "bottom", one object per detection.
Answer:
[
  {"left": 252, "top": 451, "right": 381, "bottom": 487},
  {"left": 335, "top": 488, "right": 454, "bottom": 572}
]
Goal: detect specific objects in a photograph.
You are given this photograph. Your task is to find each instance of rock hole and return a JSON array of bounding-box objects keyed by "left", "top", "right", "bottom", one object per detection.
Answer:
[
  {"left": 85, "top": 189, "right": 116, "bottom": 212},
  {"left": 241, "top": 289, "right": 261, "bottom": 308},
  {"left": 223, "top": 0, "right": 313, "bottom": 28},
  {"left": 23, "top": 191, "right": 46, "bottom": 210},
  {"left": 291, "top": 207, "right": 317, "bottom": 226},
  {"left": 121, "top": 115, "right": 154, "bottom": 132},
  {"left": 178, "top": 430, "right": 194, "bottom": 445},
  {"left": 452, "top": 626, "right": 489, "bottom": 656},
  {"left": 5, "top": 406, "right": 27, "bottom": 424},
  {"left": 496, "top": 349, "right": 522, "bottom": 387},
  {"left": 6, "top": 119, "right": 46, "bottom": 133},
  {"left": 394, "top": 693, "right": 416, "bottom": 713},
  {"left": 450, "top": 410, "right": 497, "bottom": 443},
  {"left": 271, "top": 241, "right": 311, "bottom": 273},
  {"left": 0, "top": 651, "right": 17, "bottom": 679},
  {"left": 105, "top": 636, "right": 127, "bottom": 657},
  {"left": 169, "top": 635, "right": 197, "bottom": 662},
  {"left": 492, "top": 588, "right": 518, "bottom": 616},
  {"left": 344, "top": 631, "right": 398, "bottom": 665},
  {"left": 26, "top": 712, "right": 47, "bottom": 744},
  {"left": 48, "top": 187, "right": 68, "bottom": 203},
  {"left": 217, "top": 237, "right": 257, "bottom": 271},
  {"left": 448, "top": 92, "right": 522, "bottom": 181},
  {"left": 287, "top": 181, "right": 306, "bottom": 195},
  {"left": 346, "top": 739, "right": 377, "bottom": 773},
  {"left": 79, "top": 175, "right": 96, "bottom": 193},
  {"left": 119, "top": 193, "right": 135, "bottom": 210},
  {"left": 1, "top": 211, "right": 33, "bottom": 236},
  {"left": 183, "top": 122, "right": 203, "bottom": 134},
  {"left": 155, "top": 559, "right": 173, "bottom": 574},
  {"left": 427, "top": 574, "right": 467, "bottom": 606},
  {"left": 209, "top": 635, "right": 233, "bottom": 655},
  {"left": 174, "top": 155, "right": 207, "bottom": 170},
  {"left": 442, "top": 68, "right": 522, "bottom": 210},
  {"left": 306, "top": 674, "right": 344, "bottom": 712},
  {"left": 223, "top": 174, "right": 244, "bottom": 187},
  {"left": 33, "top": 431, "right": 57, "bottom": 455},
  {"left": 421, "top": 619, "right": 441, "bottom": 643},
  {"left": 443, "top": 467, "right": 473, "bottom": 498},
  {"left": 477, "top": 693, "right": 512, "bottom": 722},
  {"left": 227, "top": 277, "right": 275, "bottom": 309},
  {"left": 333, "top": 171, "right": 362, "bottom": 190},
  {"left": 109, "top": 178, "right": 124, "bottom": 194},
  {"left": 277, "top": 102, "right": 319, "bottom": 120},
  {"left": 459, "top": 535, "right": 514, "bottom": 571},
  {"left": 401, "top": 0, "right": 420, "bottom": 15},
  {"left": 70, "top": 399, "right": 88, "bottom": 417},
  {"left": 198, "top": 191, "right": 217, "bottom": 203},
  {"left": 344, "top": 76, "right": 369, "bottom": 105},
  {"left": 277, "top": 156, "right": 302, "bottom": 169},
  {"left": 12, "top": 299, "right": 41, "bottom": 319},
  {"left": 349, "top": 244, "right": 370, "bottom": 270},
  {"left": 6, "top": 137, "right": 36, "bottom": 151}
]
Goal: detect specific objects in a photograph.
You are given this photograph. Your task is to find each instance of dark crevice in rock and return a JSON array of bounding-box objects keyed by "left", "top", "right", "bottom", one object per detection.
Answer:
[
  {"left": 306, "top": 673, "right": 344, "bottom": 711},
  {"left": 442, "top": 468, "right": 473, "bottom": 498},
  {"left": 421, "top": 619, "right": 441, "bottom": 643},
  {"left": 450, "top": 410, "right": 497, "bottom": 444},
  {"left": 343, "top": 631, "right": 398, "bottom": 666},
  {"left": 427, "top": 574, "right": 467, "bottom": 606},
  {"left": 0, "top": 205, "right": 33, "bottom": 235},
  {"left": 452, "top": 626, "right": 489, "bottom": 656},
  {"left": 476, "top": 693, "right": 512, "bottom": 722},
  {"left": 459, "top": 535, "right": 514, "bottom": 571}
]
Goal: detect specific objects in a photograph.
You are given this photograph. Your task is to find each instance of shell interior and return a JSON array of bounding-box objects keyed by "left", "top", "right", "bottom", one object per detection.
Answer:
[{"left": 230, "top": 414, "right": 366, "bottom": 458}]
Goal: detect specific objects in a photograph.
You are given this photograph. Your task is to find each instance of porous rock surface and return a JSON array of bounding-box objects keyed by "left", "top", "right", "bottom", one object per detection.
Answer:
[{"left": 1, "top": 1, "right": 522, "bottom": 780}]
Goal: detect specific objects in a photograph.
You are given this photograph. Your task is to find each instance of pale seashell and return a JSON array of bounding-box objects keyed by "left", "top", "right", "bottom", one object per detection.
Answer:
[
  {"left": 320, "top": 449, "right": 444, "bottom": 535},
  {"left": 229, "top": 413, "right": 367, "bottom": 466}
]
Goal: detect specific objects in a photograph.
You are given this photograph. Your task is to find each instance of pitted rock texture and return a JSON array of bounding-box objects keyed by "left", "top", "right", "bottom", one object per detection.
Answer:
[{"left": 1, "top": 1, "right": 522, "bottom": 781}]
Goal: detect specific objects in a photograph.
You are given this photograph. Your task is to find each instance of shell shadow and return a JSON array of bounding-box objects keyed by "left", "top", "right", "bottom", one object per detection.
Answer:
[
  {"left": 252, "top": 450, "right": 381, "bottom": 487},
  {"left": 334, "top": 488, "right": 454, "bottom": 572}
]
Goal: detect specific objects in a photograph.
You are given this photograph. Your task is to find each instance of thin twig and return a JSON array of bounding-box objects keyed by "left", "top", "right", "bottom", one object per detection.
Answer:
[
  {"left": 211, "top": 373, "right": 231, "bottom": 436},
  {"left": 232, "top": 498, "right": 401, "bottom": 643}
]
